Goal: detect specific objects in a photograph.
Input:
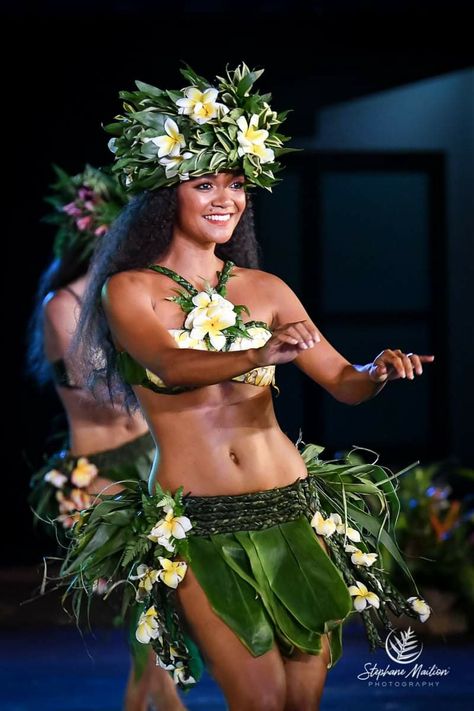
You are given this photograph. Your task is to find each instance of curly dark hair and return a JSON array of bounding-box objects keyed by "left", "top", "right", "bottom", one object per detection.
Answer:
[
  {"left": 73, "top": 186, "right": 261, "bottom": 411},
  {"left": 26, "top": 244, "right": 90, "bottom": 386}
]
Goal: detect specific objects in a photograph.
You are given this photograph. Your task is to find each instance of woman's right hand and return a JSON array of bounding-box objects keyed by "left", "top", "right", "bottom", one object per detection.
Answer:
[{"left": 250, "top": 320, "right": 321, "bottom": 367}]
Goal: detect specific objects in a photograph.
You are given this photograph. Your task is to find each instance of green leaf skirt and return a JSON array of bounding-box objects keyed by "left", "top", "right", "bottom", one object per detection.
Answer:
[
  {"left": 54, "top": 439, "right": 430, "bottom": 689},
  {"left": 29, "top": 430, "right": 156, "bottom": 541}
]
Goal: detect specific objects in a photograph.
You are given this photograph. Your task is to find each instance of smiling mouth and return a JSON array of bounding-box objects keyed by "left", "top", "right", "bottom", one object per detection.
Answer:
[{"left": 203, "top": 214, "right": 232, "bottom": 223}]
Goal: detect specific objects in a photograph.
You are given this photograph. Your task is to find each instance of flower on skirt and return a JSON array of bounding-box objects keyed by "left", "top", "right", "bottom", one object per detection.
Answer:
[{"left": 348, "top": 581, "right": 380, "bottom": 611}]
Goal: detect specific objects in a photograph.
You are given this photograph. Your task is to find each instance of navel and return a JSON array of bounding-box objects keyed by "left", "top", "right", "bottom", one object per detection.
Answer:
[{"left": 229, "top": 450, "right": 239, "bottom": 465}]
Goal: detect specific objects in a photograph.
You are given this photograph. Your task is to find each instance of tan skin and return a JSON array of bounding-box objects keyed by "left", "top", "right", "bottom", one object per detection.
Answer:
[
  {"left": 103, "top": 172, "right": 435, "bottom": 711},
  {"left": 43, "top": 275, "right": 186, "bottom": 711}
]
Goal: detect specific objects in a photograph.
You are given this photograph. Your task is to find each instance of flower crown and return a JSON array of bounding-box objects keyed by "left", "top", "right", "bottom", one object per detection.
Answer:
[
  {"left": 44, "top": 164, "right": 127, "bottom": 261},
  {"left": 105, "top": 62, "right": 297, "bottom": 193}
]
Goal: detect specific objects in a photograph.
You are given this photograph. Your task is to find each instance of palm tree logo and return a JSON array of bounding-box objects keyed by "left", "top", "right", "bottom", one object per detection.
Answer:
[{"left": 385, "top": 626, "right": 423, "bottom": 664}]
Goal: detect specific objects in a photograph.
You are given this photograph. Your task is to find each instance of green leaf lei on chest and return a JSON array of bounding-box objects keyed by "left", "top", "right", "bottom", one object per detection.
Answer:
[{"left": 149, "top": 259, "right": 271, "bottom": 352}]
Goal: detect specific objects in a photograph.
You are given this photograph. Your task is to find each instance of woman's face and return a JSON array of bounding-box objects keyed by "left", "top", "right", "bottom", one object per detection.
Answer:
[{"left": 175, "top": 172, "right": 246, "bottom": 246}]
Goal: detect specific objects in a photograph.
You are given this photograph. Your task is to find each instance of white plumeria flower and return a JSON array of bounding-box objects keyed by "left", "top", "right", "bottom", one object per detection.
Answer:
[
  {"left": 148, "top": 510, "right": 192, "bottom": 542},
  {"left": 157, "top": 557, "right": 187, "bottom": 589},
  {"left": 310, "top": 510, "right": 337, "bottom": 537},
  {"left": 70, "top": 457, "right": 99, "bottom": 488},
  {"left": 344, "top": 544, "right": 378, "bottom": 567},
  {"left": 173, "top": 661, "right": 196, "bottom": 685},
  {"left": 229, "top": 326, "right": 272, "bottom": 351},
  {"left": 130, "top": 564, "right": 160, "bottom": 597},
  {"left": 348, "top": 581, "right": 380, "bottom": 611},
  {"left": 169, "top": 329, "right": 208, "bottom": 351},
  {"left": 159, "top": 151, "right": 192, "bottom": 178},
  {"left": 407, "top": 596, "right": 431, "bottom": 622},
  {"left": 176, "top": 86, "right": 228, "bottom": 124},
  {"left": 189, "top": 303, "right": 237, "bottom": 351},
  {"left": 329, "top": 513, "right": 361, "bottom": 542},
  {"left": 237, "top": 114, "right": 275, "bottom": 164},
  {"left": 136, "top": 605, "right": 161, "bottom": 644},
  {"left": 44, "top": 469, "right": 67, "bottom": 488},
  {"left": 147, "top": 118, "right": 185, "bottom": 158},
  {"left": 184, "top": 292, "right": 235, "bottom": 329}
]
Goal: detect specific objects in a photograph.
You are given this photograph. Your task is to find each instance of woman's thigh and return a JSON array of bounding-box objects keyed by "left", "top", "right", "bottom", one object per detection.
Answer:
[
  {"left": 175, "top": 565, "right": 287, "bottom": 711},
  {"left": 282, "top": 634, "right": 331, "bottom": 711}
]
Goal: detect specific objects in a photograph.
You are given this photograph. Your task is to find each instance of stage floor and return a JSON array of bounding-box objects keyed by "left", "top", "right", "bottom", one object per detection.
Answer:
[{"left": 0, "top": 623, "right": 470, "bottom": 711}]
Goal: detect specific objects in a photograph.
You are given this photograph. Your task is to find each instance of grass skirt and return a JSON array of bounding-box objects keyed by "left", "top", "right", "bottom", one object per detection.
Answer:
[
  {"left": 54, "top": 439, "right": 431, "bottom": 690},
  {"left": 29, "top": 431, "right": 155, "bottom": 542}
]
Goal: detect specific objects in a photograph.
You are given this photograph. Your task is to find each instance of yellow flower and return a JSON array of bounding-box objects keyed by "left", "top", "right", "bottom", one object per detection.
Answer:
[
  {"left": 159, "top": 151, "right": 192, "bottom": 179},
  {"left": 348, "top": 581, "right": 380, "bottom": 611},
  {"left": 157, "top": 557, "right": 187, "bottom": 589},
  {"left": 148, "top": 510, "right": 192, "bottom": 542},
  {"left": 70, "top": 458, "right": 98, "bottom": 488},
  {"left": 130, "top": 564, "right": 160, "bottom": 599},
  {"left": 44, "top": 469, "right": 67, "bottom": 488},
  {"left": 176, "top": 87, "right": 228, "bottom": 125},
  {"left": 344, "top": 544, "right": 378, "bottom": 567},
  {"left": 136, "top": 605, "right": 161, "bottom": 644},
  {"left": 310, "top": 510, "right": 337, "bottom": 537},
  {"left": 229, "top": 326, "right": 272, "bottom": 351},
  {"left": 237, "top": 114, "right": 275, "bottom": 164},
  {"left": 329, "top": 513, "right": 361, "bottom": 542},
  {"left": 189, "top": 301, "right": 237, "bottom": 351},
  {"left": 169, "top": 329, "right": 208, "bottom": 350},
  {"left": 407, "top": 596, "right": 431, "bottom": 622},
  {"left": 148, "top": 118, "right": 185, "bottom": 158}
]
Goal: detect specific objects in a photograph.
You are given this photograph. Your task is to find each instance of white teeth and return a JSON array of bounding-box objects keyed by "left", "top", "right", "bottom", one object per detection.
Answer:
[{"left": 204, "top": 214, "right": 231, "bottom": 222}]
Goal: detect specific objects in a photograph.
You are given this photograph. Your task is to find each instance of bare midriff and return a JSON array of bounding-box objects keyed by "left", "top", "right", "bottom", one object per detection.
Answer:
[
  {"left": 56, "top": 384, "right": 149, "bottom": 458},
  {"left": 136, "top": 380, "right": 309, "bottom": 497}
]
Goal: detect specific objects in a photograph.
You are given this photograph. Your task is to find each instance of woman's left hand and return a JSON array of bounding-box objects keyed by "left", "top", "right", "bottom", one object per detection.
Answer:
[{"left": 368, "top": 349, "right": 435, "bottom": 383}]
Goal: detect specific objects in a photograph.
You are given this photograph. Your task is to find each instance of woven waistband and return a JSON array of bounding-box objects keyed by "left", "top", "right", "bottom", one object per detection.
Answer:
[
  {"left": 183, "top": 475, "right": 315, "bottom": 535},
  {"left": 50, "top": 431, "right": 155, "bottom": 470}
]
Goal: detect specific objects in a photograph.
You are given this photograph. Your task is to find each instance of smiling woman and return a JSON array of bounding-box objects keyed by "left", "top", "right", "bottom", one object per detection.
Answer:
[{"left": 56, "top": 63, "right": 435, "bottom": 711}]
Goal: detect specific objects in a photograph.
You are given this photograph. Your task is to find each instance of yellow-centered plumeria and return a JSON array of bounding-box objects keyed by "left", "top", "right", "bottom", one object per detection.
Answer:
[
  {"left": 407, "top": 596, "right": 431, "bottom": 622},
  {"left": 311, "top": 511, "right": 361, "bottom": 542},
  {"left": 344, "top": 544, "right": 378, "bottom": 567},
  {"left": 159, "top": 151, "right": 192, "bottom": 179},
  {"left": 136, "top": 605, "right": 161, "bottom": 644},
  {"left": 147, "top": 118, "right": 186, "bottom": 158},
  {"left": 158, "top": 557, "right": 188, "bottom": 589},
  {"left": 237, "top": 114, "right": 275, "bottom": 164},
  {"left": 130, "top": 564, "right": 161, "bottom": 600},
  {"left": 176, "top": 87, "right": 228, "bottom": 124},
  {"left": 184, "top": 293, "right": 237, "bottom": 351},
  {"left": 229, "top": 326, "right": 272, "bottom": 351},
  {"left": 70, "top": 457, "right": 99, "bottom": 488},
  {"left": 148, "top": 509, "right": 192, "bottom": 542},
  {"left": 169, "top": 329, "right": 208, "bottom": 350},
  {"left": 348, "top": 581, "right": 380, "bottom": 611}
]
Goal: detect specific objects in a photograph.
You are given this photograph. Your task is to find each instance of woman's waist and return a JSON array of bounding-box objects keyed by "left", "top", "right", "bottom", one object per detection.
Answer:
[
  {"left": 153, "top": 427, "right": 308, "bottom": 496},
  {"left": 68, "top": 419, "right": 150, "bottom": 458}
]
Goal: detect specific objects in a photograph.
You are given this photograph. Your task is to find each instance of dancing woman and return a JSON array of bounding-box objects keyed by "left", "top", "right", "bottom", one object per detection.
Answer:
[
  {"left": 61, "top": 65, "right": 435, "bottom": 710},
  {"left": 27, "top": 165, "right": 186, "bottom": 710}
]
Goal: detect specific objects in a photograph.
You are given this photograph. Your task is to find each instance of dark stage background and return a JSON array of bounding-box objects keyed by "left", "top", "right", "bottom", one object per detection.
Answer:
[{"left": 2, "top": 4, "right": 473, "bottom": 565}]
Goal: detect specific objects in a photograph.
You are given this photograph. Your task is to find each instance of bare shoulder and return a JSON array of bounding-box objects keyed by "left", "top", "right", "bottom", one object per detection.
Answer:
[
  {"left": 102, "top": 268, "right": 157, "bottom": 305},
  {"left": 233, "top": 265, "right": 293, "bottom": 296},
  {"left": 42, "top": 288, "right": 79, "bottom": 328}
]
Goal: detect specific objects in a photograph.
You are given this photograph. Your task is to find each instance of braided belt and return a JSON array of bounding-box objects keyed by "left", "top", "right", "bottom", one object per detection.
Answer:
[{"left": 183, "top": 475, "right": 317, "bottom": 536}]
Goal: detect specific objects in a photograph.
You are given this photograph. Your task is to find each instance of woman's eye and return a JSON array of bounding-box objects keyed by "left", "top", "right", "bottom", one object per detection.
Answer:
[
  {"left": 232, "top": 182, "right": 245, "bottom": 190},
  {"left": 196, "top": 183, "right": 212, "bottom": 190}
]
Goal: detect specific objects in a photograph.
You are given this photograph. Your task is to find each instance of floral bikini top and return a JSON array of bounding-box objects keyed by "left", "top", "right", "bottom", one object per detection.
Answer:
[{"left": 116, "top": 260, "right": 279, "bottom": 395}]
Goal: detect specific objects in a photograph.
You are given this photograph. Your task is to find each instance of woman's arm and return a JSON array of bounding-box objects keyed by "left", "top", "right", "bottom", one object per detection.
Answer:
[
  {"left": 102, "top": 272, "right": 314, "bottom": 389},
  {"left": 264, "top": 273, "right": 434, "bottom": 405}
]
